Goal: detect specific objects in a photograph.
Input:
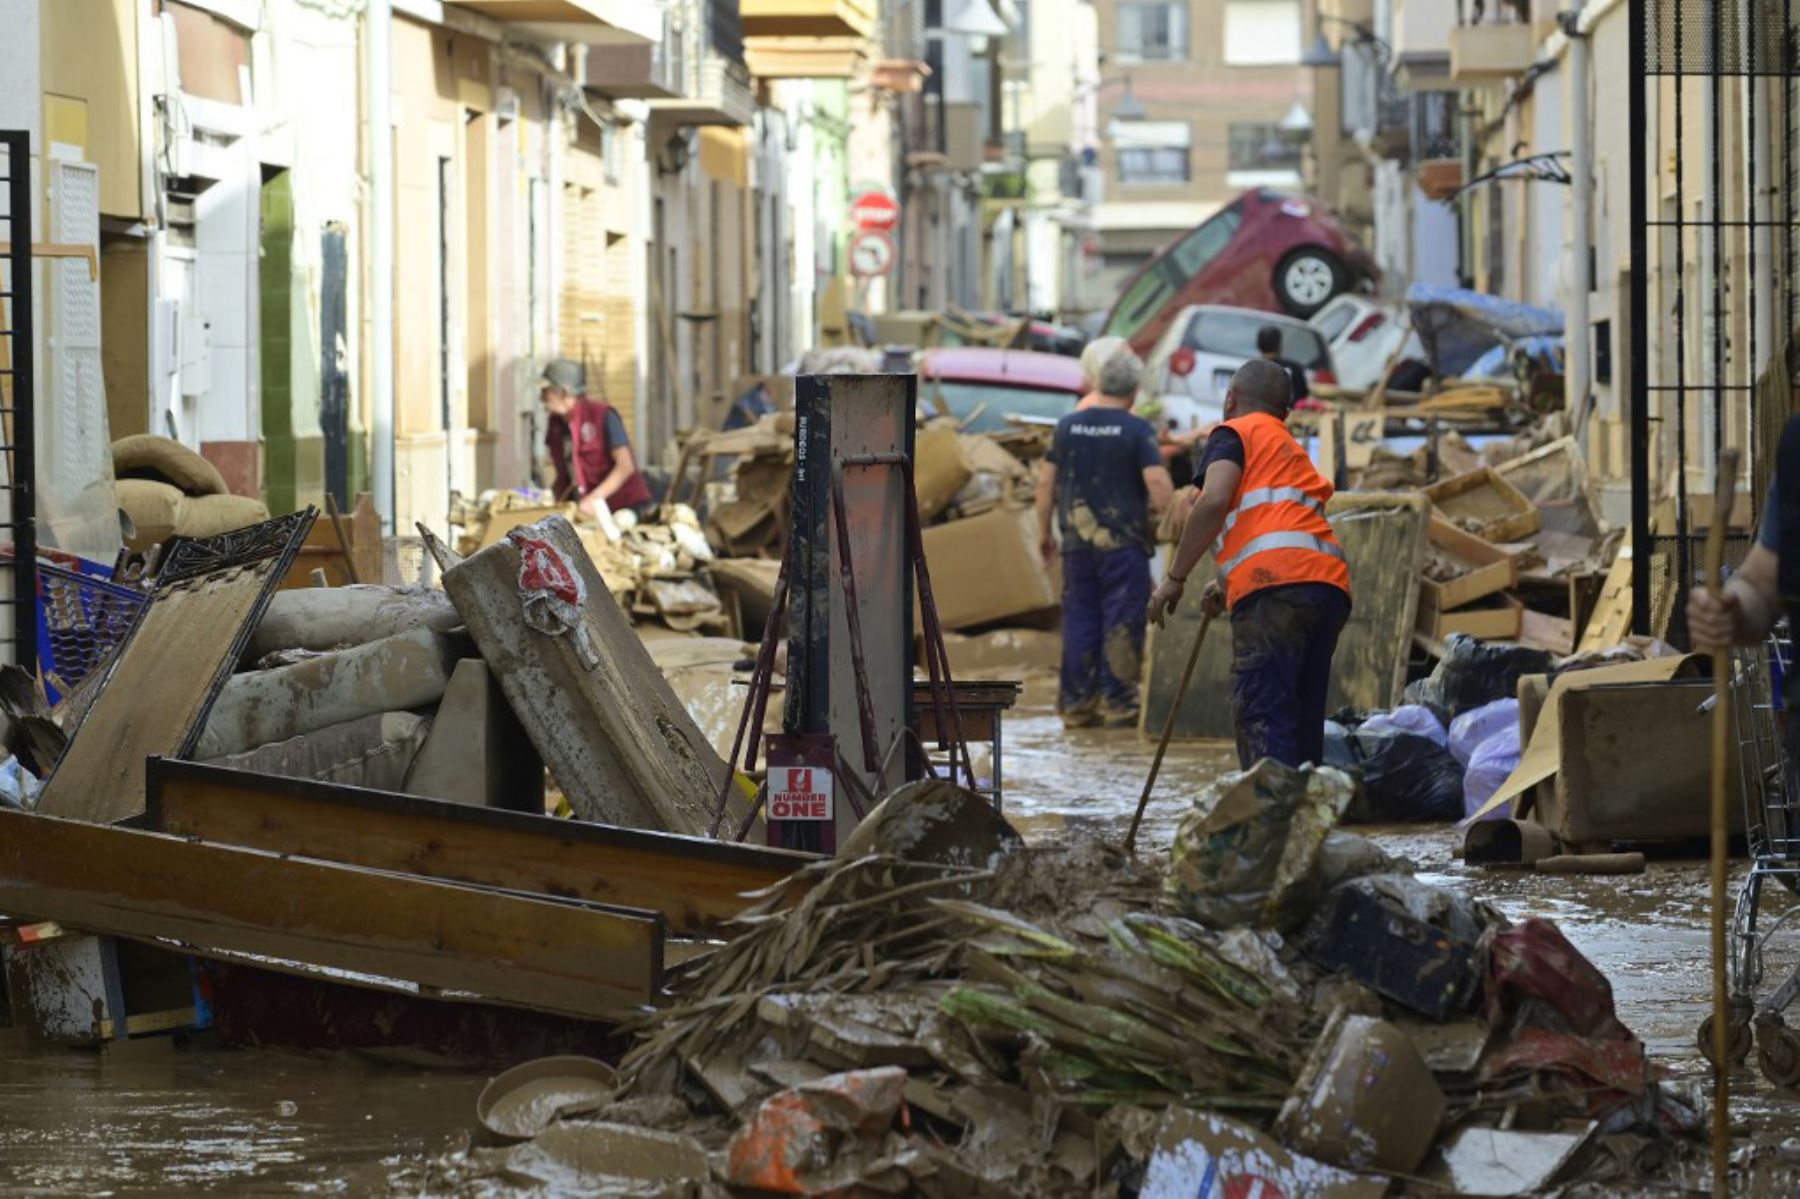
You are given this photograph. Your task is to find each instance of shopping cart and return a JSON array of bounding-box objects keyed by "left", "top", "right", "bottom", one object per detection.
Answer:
[
  {"left": 34, "top": 559, "right": 147, "bottom": 704},
  {"left": 1700, "top": 628, "right": 1800, "bottom": 1086}
]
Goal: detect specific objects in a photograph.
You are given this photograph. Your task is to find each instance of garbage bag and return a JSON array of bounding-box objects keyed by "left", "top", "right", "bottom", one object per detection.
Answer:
[
  {"left": 0, "top": 756, "right": 42, "bottom": 811},
  {"left": 1167, "top": 759, "right": 1355, "bottom": 930},
  {"left": 1403, "top": 635, "right": 1555, "bottom": 721},
  {"left": 1463, "top": 724, "right": 1523, "bottom": 821},
  {"left": 1359, "top": 703, "right": 1448, "bottom": 748},
  {"left": 1448, "top": 697, "right": 1519, "bottom": 768},
  {"left": 1322, "top": 725, "right": 1465, "bottom": 823}
]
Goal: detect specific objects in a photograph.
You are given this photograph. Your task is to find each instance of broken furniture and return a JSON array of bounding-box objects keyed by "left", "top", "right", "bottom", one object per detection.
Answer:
[
  {"left": 277, "top": 492, "right": 381, "bottom": 588},
  {"left": 1424, "top": 466, "right": 1541, "bottom": 544},
  {"left": 912, "top": 679, "right": 1020, "bottom": 809},
  {"left": 36, "top": 510, "right": 318, "bottom": 824}
]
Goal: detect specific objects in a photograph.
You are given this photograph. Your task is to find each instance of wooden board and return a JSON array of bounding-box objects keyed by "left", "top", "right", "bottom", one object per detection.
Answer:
[
  {"left": 1575, "top": 534, "right": 1633, "bottom": 653},
  {"left": 38, "top": 512, "right": 317, "bottom": 825},
  {"left": 0, "top": 807, "right": 662, "bottom": 1020},
  {"left": 1416, "top": 590, "right": 1523, "bottom": 642},
  {"left": 442, "top": 516, "right": 738, "bottom": 835},
  {"left": 1424, "top": 467, "right": 1541, "bottom": 543},
  {"left": 277, "top": 493, "right": 381, "bottom": 589},
  {"left": 144, "top": 759, "right": 812, "bottom": 937},
  {"left": 1142, "top": 492, "right": 1429, "bottom": 741},
  {"left": 1421, "top": 516, "right": 1518, "bottom": 611}
]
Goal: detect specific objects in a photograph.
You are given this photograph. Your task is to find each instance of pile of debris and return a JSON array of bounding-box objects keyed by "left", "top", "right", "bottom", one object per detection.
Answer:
[
  {"left": 396, "top": 765, "right": 1701, "bottom": 1197},
  {"left": 453, "top": 490, "right": 730, "bottom": 634}
]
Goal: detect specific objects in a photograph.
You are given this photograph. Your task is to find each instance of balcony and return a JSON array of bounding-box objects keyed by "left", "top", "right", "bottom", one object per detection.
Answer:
[
  {"left": 741, "top": 0, "right": 876, "bottom": 40},
  {"left": 587, "top": 8, "right": 683, "bottom": 96},
  {"left": 650, "top": 53, "right": 756, "bottom": 125},
  {"left": 450, "top": 0, "right": 662, "bottom": 44},
  {"left": 1389, "top": 0, "right": 1453, "bottom": 92},
  {"left": 744, "top": 36, "right": 868, "bottom": 79},
  {"left": 1449, "top": 23, "right": 1535, "bottom": 86}
]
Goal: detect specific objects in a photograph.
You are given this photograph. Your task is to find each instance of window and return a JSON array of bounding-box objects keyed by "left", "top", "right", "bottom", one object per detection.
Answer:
[
  {"left": 1103, "top": 200, "right": 1246, "bottom": 342},
  {"left": 1117, "top": 147, "right": 1190, "bottom": 184},
  {"left": 1116, "top": 2, "right": 1188, "bottom": 63},
  {"left": 1185, "top": 310, "right": 1328, "bottom": 370},
  {"left": 1225, "top": 122, "right": 1302, "bottom": 186},
  {"left": 1113, "top": 119, "right": 1191, "bottom": 186},
  {"left": 1223, "top": 0, "right": 1300, "bottom": 66}
]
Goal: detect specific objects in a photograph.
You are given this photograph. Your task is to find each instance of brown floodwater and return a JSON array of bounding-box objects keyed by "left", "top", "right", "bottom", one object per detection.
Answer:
[{"left": 3, "top": 642, "right": 1799, "bottom": 1192}]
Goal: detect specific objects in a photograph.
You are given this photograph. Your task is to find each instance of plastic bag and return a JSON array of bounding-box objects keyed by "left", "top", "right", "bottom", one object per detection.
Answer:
[
  {"left": 1323, "top": 726, "right": 1466, "bottom": 823},
  {"left": 1403, "top": 635, "right": 1555, "bottom": 721},
  {"left": 1167, "top": 760, "right": 1356, "bottom": 930},
  {"left": 0, "top": 756, "right": 42, "bottom": 811},
  {"left": 1449, "top": 698, "right": 1519, "bottom": 768},
  {"left": 1464, "top": 724, "right": 1523, "bottom": 821},
  {"left": 1359, "top": 704, "right": 1448, "bottom": 749}
]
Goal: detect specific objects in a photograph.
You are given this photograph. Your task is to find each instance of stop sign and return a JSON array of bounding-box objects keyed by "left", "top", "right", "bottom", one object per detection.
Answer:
[{"left": 850, "top": 187, "right": 899, "bottom": 233}]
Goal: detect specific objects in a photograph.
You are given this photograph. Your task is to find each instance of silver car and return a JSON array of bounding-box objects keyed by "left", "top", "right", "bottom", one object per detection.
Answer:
[{"left": 1137, "top": 305, "right": 1336, "bottom": 435}]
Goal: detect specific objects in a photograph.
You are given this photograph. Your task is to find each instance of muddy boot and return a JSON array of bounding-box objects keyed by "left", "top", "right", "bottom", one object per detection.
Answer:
[
  {"left": 1060, "top": 698, "right": 1101, "bottom": 729},
  {"left": 1101, "top": 706, "right": 1140, "bottom": 729}
]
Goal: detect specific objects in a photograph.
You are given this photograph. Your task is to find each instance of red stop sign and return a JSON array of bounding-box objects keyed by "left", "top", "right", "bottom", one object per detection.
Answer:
[{"left": 850, "top": 189, "right": 899, "bottom": 232}]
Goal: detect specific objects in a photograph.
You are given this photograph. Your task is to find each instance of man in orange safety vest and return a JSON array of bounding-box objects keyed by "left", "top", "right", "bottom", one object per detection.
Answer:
[{"left": 1146, "top": 357, "right": 1352, "bottom": 769}]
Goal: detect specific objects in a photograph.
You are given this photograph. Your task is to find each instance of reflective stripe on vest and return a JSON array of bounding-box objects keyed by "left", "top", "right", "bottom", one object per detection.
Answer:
[
  {"left": 1210, "top": 486, "right": 1328, "bottom": 555},
  {"left": 1218, "top": 530, "right": 1347, "bottom": 583}
]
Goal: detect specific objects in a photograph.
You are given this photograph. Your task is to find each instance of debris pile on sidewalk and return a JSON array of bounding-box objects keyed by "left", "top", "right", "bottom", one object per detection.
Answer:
[
  {"left": 396, "top": 765, "right": 1703, "bottom": 1197},
  {"left": 113, "top": 434, "right": 270, "bottom": 550},
  {"left": 453, "top": 491, "right": 728, "bottom": 633}
]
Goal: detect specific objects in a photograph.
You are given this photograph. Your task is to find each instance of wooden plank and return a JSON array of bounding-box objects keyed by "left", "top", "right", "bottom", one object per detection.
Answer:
[
  {"left": 1416, "top": 590, "right": 1524, "bottom": 642},
  {"left": 0, "top": 807, "right": 663, "bottom": 1020},
  {"left": 1142, "top": 492, "right": 1429, "bottom": 741},
  {"left": 1424, "top": 467, "right": 1541, "bottom": 544},
  {"left": 443, "top": 516, "right": 739, "bottom": 834},
  {"left": 1576, "top": 535, "right": 1633, "bottom": 653},
  {"left": 1421, "top": 515, "right": 1518, "bottom": 611},
  {"left": 38, "top": 512, "right": 317, "bottom": 825},
  {"left": 145, "top": 759, "right": 811, "bottom": 937}
]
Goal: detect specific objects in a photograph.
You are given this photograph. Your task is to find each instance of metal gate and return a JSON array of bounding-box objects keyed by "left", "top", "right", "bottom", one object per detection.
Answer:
[
  {"left": 1630, "top": 2, "right": 1798, "bottom": 644},
  {"left": 0, "top": 130, "right": 38, "bottom": 676}
]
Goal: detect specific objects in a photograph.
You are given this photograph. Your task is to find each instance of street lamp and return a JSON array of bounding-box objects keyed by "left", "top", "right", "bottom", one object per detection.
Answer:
[{"left": 1301, "top": 15, "right": 1394, "bottom": 68}]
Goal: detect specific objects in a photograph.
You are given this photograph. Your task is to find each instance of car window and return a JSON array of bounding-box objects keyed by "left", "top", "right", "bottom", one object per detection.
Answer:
[
  {"left": 1104, "top": 199, "right": 1246, "bottom": 342},
  {"left": 1185, "top": 312, "right": 1330, "bottom": 370},
  {"left": 1311, "top": 300, "right": 1359, "bottom": 343},
  {"left": 924, "top": 381, "right": 1079, "bottom": 433}
]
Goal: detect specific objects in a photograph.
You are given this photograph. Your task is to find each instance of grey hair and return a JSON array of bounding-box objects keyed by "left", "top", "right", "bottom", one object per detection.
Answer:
[
  {"left": 1229, "top": 357, "right": 1293, "bottom": 412},
  {"left": 1079, "top": 336, "right": 1128, "bottom": 390},
  {"left": 1097, "top": 345, "right": 1145, "bottom": 399}
]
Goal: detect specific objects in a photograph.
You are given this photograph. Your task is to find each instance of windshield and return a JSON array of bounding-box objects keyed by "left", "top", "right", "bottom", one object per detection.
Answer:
[
  {"left": 924, "top": 380, "right": 1079, "bottom": 433},
  {"left": 1183, "top": 311, "right": 1330, "bottom": 370},
  {"left": 1103, "top": 201, "right": 1246, "bottom": 342}
]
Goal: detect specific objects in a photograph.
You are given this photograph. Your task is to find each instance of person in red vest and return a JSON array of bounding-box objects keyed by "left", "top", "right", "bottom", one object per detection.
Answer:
[
  {"left": 1146, "top": 357, "right": 1352, "bottom": 770},
  {"left": 539, "top": 358, "right": 655, "bottom": 520}
]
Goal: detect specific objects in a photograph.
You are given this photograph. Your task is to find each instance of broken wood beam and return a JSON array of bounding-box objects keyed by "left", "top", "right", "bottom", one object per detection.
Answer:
[
  {"left": 145, "top": 759, "right": 814, "bottom": 936},
  {"left": 0, "top": 806, "right": 664, "bottom": 1020}
]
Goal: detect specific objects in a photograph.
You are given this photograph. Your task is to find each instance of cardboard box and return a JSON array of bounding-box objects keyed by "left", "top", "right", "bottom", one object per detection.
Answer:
[
  {"left": 1421, "top": 516, "right": 1517, "bottom": 611},
  {"left": 921, "top": 505, "right": 1059, "bottom": 631}
]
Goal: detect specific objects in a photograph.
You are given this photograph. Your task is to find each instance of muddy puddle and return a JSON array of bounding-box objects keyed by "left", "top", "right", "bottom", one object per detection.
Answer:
[{"left": 3, "top": 634, "right": 1799, "bottom": 1191}]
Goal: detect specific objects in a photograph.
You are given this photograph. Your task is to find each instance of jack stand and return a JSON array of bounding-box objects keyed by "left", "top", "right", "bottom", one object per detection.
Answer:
[{"left": 707, "top": 374, "right": 975, "bottom": 852}]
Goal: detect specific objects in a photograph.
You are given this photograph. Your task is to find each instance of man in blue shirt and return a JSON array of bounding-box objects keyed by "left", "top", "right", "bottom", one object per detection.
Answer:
[{"left": 1035, "top": 344, "right": 1174, "bottom": 728}]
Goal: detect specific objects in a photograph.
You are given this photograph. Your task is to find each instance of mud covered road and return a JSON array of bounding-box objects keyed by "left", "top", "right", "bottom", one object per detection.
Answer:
[{"left": 1, "top": 644, "right": 1797, "bottom": 1193}]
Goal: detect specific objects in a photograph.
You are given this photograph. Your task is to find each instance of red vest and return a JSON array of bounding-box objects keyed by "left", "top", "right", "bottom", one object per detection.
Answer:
[
  {"left": 548, "top": 396, "right": 652, "bottom": 510},
  {"left": 1212, "top": 411, "right": 1352, "bottom": 609}
]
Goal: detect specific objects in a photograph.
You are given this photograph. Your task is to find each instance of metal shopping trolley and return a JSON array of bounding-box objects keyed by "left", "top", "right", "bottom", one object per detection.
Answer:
[{"left": 1699, "top": 628, "right": 1800, "bottom": 1085}]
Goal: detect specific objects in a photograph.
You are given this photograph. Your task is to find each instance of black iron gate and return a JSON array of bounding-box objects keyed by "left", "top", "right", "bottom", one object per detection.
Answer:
[
  {"left": 1631, "top": 2, "right": 1798, "bottom": 644},
  {"left": 0, "top": 130, "right": 38, "bottom": 676}
]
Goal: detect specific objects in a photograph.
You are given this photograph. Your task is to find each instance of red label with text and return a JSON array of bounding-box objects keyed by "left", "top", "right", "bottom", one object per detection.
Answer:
[{"left": 770, "top": 766, "right": 835, "bottom": 821}]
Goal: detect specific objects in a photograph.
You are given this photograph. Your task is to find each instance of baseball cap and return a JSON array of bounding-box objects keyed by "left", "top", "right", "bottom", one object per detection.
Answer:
[{"left": 539, "top": 358, "right": 584, "bottom": 393}]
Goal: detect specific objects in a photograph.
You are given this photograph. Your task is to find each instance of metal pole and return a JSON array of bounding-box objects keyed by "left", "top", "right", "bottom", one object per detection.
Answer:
[
  {"left": 1627, "top": 0, "right": 1650, "bottom": 635},
  {"left": 367, "top": 0, "right": 396, "bottom": 535},
  {"left": 1565, "top": 8, "right": 1593, "bottom": 448}
]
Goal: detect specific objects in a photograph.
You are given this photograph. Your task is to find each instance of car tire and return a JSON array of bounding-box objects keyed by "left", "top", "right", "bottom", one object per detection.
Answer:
[{"left": 1274, "top": 248, "right": 1347, "bottom": 317}]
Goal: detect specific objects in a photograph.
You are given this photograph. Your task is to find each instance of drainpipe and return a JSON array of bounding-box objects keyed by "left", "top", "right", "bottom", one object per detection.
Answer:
[
  {"left": 367, "top": 0, "right": 396, "bottom": 533},
  {"left": 1561, "top": 6, "right": 1593, "bottom": 448}
]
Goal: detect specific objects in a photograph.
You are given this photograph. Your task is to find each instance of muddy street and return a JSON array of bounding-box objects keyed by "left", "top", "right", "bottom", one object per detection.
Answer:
[{"left": 0, "top": 656, "right": 1796, "bottom": 1194}]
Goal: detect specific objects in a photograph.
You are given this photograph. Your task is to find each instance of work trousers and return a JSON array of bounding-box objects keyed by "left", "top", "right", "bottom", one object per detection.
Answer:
[
  {"left": 1059, "top": 546, "right": 1152, "bottom": 717},
  {"left": 1229, "top": 581, "right": 1352, "bottom": 770}
]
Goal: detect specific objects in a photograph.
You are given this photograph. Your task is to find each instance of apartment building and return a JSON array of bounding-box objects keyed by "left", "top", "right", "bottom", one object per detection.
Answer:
[{"left": 1090, "top": 0, "right": 1316, "bottom": 297}]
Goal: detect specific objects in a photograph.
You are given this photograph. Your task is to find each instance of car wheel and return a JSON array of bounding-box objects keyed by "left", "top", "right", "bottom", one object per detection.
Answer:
[{"left": 1275, "top": 248, "right": 1347, "bottom": 317}]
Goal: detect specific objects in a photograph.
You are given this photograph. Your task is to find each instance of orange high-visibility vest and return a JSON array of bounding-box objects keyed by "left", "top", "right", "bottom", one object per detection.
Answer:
[{"left": 1210, "top": 411, "right": 1352, "bottom": 609}]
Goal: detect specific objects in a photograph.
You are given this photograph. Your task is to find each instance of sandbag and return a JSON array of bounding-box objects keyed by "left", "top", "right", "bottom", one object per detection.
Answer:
[
  {"left": 112, "top": 433, "right": 229, "bottom": 497},
  {"left": 115, "top": 477, "right": 187, "bottom": 550},
  {"left": 202, "top": 711, "right": 431, "bottom": 792},
  {"left": 176, "top": 493, "right": 271, "bottom": 538},
  {"left": 248, "top": 584, "right": 464, "bottom": 661}
]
